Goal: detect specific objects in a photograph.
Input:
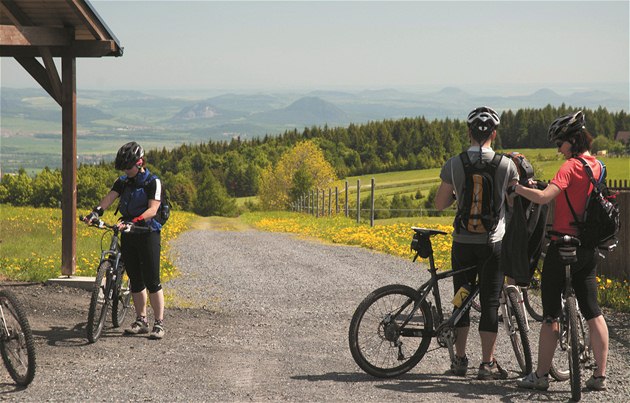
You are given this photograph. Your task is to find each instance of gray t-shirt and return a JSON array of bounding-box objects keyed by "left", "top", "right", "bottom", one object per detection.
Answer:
[{"left": 439, "top": 147, "right": 519, "bottom": 244}]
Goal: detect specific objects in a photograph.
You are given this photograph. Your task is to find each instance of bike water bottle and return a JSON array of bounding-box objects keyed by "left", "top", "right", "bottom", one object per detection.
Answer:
[{"left": 452, "top": 283, "right": 471, "bottom": 308}]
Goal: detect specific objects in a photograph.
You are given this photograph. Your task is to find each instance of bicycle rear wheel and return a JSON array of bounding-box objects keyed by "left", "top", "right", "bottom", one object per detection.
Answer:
[
  {"left": 0, "top": 290, "right": 36, "bottom": 386},
  {"left": 505, "top": 287, "right": 532, "bottom": 374},
  {"left": 112, "top": 265, "right": 131, "bottom": 328},
  {"left": 566, "top": 296, "right": 582, "bottom": 402},
  {"left": 349, "top": 284, "right": 433, "bottom": 378},
  {"left": 86, "top": 261, "right": 111, "bottom": 343},
  {"left": 523, "top": 273, "right": 543, "bottom": 322}
]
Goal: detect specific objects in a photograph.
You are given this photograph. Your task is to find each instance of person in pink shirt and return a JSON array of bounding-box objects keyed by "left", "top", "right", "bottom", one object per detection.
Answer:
[{"left": 513, "top": 111, "right": 609, "bottom": 392}]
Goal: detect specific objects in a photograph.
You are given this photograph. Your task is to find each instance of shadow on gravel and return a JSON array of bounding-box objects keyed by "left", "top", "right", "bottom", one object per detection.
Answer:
[
  {"left": 292, "top": 371, "right": 571, "bottom": 402},
  {"left": 31, "top": 324, "right": 89, "bottom": 347}
]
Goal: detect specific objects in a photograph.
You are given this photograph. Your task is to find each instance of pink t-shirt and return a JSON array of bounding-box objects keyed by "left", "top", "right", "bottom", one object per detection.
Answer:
[{"left": 550, "top": 154, "right": 602, "bottom": 236}]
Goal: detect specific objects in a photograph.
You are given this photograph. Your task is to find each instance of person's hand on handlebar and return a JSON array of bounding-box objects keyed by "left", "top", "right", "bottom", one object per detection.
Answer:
[{"left": 83, "top": 206, "right": 104, "bottom": 224}]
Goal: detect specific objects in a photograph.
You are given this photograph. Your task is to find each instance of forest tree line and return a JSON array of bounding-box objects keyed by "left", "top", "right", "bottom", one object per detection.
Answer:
[{"left": 1, "top": 104, "right": 628, "bottom": 216}]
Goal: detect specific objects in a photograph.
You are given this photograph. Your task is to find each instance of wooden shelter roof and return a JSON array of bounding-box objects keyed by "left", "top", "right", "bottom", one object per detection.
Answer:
[{"left": 0, "top": 0, "right": 123, "bottom": 58}]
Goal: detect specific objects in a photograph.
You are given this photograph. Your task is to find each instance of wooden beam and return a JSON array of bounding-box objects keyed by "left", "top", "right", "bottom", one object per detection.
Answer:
[
  {"left": 40, "top": 47, "right": 63, "bottom": 106},
  {"left": 61, "top": 55, "right": 77, "bottom": 276},
  {"left": 0, "top": 0, "right": 32, "bottom": 27},
  {"left": 0, "top": 25, "right": 73, "bottom": 46},
  {"left": 0, "top": 40, "right": 121, "bottom": 57},
  {"left": 65, "top": 0, "right": 106, "bottom": 40},
  {"left": 14, "top": 56, "right": 62, "bottom": 105}
]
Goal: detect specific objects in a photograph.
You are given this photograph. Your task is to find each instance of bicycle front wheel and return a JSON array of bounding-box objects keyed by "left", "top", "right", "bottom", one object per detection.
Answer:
[
  {"left": 566, "top": 296, "right": 582, "bottom": 402},
  {"left": 86, "top": 261, "right": 111, "bottom": 343},
  {"left": 0, "top": 289, "right": 36, "bottom": 386},
  {"left": 112, "top": 266, "right": 131, "bottom": 328},
  {"left": 348, "top": 284, "right": 433, "bottom": 378},
  {"left": 505, "top": 287, "right": 532, "bottom": 375}
]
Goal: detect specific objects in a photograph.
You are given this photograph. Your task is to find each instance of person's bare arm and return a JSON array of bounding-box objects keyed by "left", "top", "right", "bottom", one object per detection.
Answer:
[{"left": 435, "top": 182, "right": 456, "bottom": 211}]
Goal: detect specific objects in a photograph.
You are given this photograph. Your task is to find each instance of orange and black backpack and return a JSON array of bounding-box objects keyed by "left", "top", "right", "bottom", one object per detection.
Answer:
[{"left": 455, "top": 152, "right": 503, "bottom": 234}]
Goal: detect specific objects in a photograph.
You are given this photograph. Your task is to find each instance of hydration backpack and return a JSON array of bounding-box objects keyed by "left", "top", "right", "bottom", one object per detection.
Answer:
[
  {"left": 455, "top": 152, "right": 503, "bottom": 234},
  {"left": 565, "top": 158, "right": 620, "bottom": 248},
  {"left": 117, "top": 173, "right": 171, "bottom": 226}
]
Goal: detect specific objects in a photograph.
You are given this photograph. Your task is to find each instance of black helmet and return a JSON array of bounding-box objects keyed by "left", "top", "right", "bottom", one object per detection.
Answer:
[
  {"left": 467, "top": 106, "right": 500, "bottom": 138},
  {"left": 115, "top": 141, "right": 144, "bottom": 170},
  {"left": 548, "top": 111, "right": 585, "bottom": 142}
]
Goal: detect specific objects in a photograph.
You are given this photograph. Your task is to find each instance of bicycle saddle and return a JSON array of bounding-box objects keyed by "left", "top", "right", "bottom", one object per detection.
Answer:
[{"left": 411, "top": 227, "right": 448, "bottom": 237}]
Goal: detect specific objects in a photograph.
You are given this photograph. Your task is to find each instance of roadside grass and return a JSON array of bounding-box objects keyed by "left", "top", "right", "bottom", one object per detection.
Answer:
[{"left": 0, "top": 205, "right": 195, "bottom": 283}]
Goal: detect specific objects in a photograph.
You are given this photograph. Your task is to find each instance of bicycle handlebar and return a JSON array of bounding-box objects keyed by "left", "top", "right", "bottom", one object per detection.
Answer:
[{"left": 79, "top": 216, "right": 151, "bottom": 233}]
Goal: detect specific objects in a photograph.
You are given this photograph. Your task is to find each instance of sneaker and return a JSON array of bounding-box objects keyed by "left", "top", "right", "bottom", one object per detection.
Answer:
[
  {"left": 477, "top": 359, "right": 508, "bottom": 380},
  {"left": 450, "top": 354, "right": 469, "bottom": 376},
  {"left": 586, "top": 375, "right": 607, "bottom": 391},
  {"left": 148, "top": 322, "right": 164, "bottom": 340},
  {"left": 124, "top": 318, "right": 149, "bottom": 335},
  {"left": 516, "top": 371, "right": 550, "bottom": 391}
]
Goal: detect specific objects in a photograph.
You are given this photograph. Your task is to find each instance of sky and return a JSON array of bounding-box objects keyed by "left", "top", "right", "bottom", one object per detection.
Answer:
[{"left": 1, "top": 0, "right": 629, "bottom": 96}]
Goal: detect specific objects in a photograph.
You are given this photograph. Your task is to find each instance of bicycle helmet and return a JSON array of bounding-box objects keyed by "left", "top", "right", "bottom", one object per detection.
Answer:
[
  {"left": 115, "top": 141, "right": 144, "bottom": 170},
  {"left": 548, "top": 110, "right": 585, "bottom": 142},
  {"left": 467, "top": 106, "right": 500, "bottom": 138}
]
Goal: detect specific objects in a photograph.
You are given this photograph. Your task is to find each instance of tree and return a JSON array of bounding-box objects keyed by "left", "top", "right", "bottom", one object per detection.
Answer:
[
  {"left": 31, "top": 167, "right": 62, "bottom": 207},
  {"left": 258, "top": 141, "right": 337, "bottom": 210},
  {"left": 1, "top": 169, "right": 33, "bottom": 206},
  {"left": 193, "top": 170, "right": 237, "bottom": 217}
]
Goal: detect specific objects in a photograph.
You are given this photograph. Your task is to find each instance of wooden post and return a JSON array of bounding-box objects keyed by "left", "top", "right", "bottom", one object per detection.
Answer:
[
  {"left": 310, "top": 190, "right": 314, "bottom": 215},
  {"left": 315, "top": 189, "right": 319, "bottom": 218},
  {"left": 345, "top": 181, "right": 349, "bottom": 217},
  {"left": 370, "top": 178, "right": 375, "bottom": 227},
  {"left": 61, "top": 55, "right": 76, "bottom": 276},
  {"left": 321, "top": 188, "right": 325, "bottom": 216},
  {"left": 335, "top": 186, "right": 339, "bottom": 215},
  {"left": 356, "top": 179, "right": 360, "bottom": 223},
  {"left": 328, "top": 188, "right": 332, "bottom": 216}
]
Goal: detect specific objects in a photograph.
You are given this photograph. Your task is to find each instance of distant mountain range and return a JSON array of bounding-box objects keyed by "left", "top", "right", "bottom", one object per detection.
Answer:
[{"left": 1, "top": 85, "right": 627, "bottom": 172}]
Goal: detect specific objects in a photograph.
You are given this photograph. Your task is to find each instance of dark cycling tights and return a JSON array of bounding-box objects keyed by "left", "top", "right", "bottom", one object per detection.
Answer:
[
  {"left": 121, "top": 231, "right": 162, "bottom": 293},
  {"left": 541, "top": 243, "right": 601, "bottom": 321},
  {"left": 452, "top": 241, "right": 503, "bottom": 333}
]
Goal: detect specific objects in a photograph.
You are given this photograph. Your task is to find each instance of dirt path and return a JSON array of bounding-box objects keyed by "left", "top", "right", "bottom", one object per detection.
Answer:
[{"left": 1, "top": 227, "right": 629, "bottom": 401}]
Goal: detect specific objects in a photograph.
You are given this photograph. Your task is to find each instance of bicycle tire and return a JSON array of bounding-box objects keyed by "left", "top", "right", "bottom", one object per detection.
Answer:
[
  {"left": 111, "top": 265, "right": 131, "bottom": 328},
  {"left": 523, "top": 273, "right": 544, "bottom": 322},
  {"left": 86, "top": 262, "right": 111, "bottom": 343},
  {"left": 349, "top": 284, "right": 433, "bottom": 378},
  {"left": 505, "top": 287, "right": 533, "bottom": 375},
  {"left": 566, "top": 296, "right": 582, "bottom": 402},
  {"left": 0, "top": 290, "right": 36, "bottom": 386}
]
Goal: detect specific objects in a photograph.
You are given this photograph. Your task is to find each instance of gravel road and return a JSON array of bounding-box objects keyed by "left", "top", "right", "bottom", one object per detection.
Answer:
[{"left": 2, "top": 228, "right": 629, "bottom": 402}]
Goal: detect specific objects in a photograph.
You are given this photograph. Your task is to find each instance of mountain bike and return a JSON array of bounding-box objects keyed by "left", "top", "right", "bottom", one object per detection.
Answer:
[
  {"left": 82, "top": 218, "right": 148, "bottom": 343},
  {"left": 0, "top": 288, "right": 36, "bottom": 386},
  {"left": 548, "top": 232, "right": 595, "bottom": 402},
  {"left": 348, "top": 227, "right": 532, "bottom": 378}
]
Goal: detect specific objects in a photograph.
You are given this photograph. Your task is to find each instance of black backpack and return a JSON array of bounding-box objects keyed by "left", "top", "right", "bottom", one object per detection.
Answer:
[
  {"left": 565, "top": 157, "right": 620, "bottom": 248},
  {"left": 455, "top": 152, "right": 503, "bottom": 234}
]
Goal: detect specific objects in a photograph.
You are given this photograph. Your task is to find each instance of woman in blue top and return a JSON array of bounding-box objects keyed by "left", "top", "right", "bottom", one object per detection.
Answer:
[{"left": 83, "top": 141, "right": 165, "bottom": 340}]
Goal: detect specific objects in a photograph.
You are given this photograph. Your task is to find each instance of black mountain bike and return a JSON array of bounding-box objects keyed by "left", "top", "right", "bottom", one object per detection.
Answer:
[
  {"left": 348, "top": 227, "right": 532, "bottom": 378},
  {"left": 549, "top": 232, "right": 595, "bottom": 402},
  {"left": 82, "top": 218, "right": 147, "bottom": 343},
  {"left": 0, "top": 289, "right": 36, "bottom": 386}
]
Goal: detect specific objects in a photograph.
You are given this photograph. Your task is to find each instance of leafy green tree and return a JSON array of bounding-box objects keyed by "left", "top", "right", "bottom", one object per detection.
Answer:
[
  {"left": 193, "top": 170, "right": 237, "bottom": 217},
  {"left": 31, "top": 167, "right": 62, "bottom": 207},
  {"left": 259, "top": 140, "right": 337, "bottom": 210},
  {"left": 1, "top": 169, "right": 33, "bottom": 206}
]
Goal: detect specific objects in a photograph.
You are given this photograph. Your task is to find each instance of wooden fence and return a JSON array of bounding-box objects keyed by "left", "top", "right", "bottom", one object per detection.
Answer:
[{"left": 292, "top": 179, "right": 629, "bottom": 281}]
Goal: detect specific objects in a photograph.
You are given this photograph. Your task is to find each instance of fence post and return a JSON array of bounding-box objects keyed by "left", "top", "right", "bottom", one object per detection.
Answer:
[
  {"left": 321, "top": 188, "right": 325, "bottom": 216},
  {"left": 356, "top": 179, "right": 360, "bottom": 224},
  {"left": 370, "top": 178, "right": 375, "bottom": 227},
  {"left": 335, "top": 186, "right": 339, "bottom": 215},
  {"left": 328, "top": 188, "right": 332, "bottom": 216},
  {"left": 345, "top": 181, "right": 349, "bottom": 217},
  {"left": 315, "top": 189, "right": 319, "bottom": 218}
]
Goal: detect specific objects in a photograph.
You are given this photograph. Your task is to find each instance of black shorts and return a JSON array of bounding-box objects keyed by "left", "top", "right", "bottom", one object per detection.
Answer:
[
  {"left": 121, "top": 231, "right": 162, "bottom": 293},
  {"left": 541, "top": 244, "right": 601, "bottom": 321}
]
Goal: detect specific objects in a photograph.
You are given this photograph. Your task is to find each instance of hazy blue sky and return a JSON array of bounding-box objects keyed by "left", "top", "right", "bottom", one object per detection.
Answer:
[{"left": 1, "top": 1, "right": 629, "bottom": 95}]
